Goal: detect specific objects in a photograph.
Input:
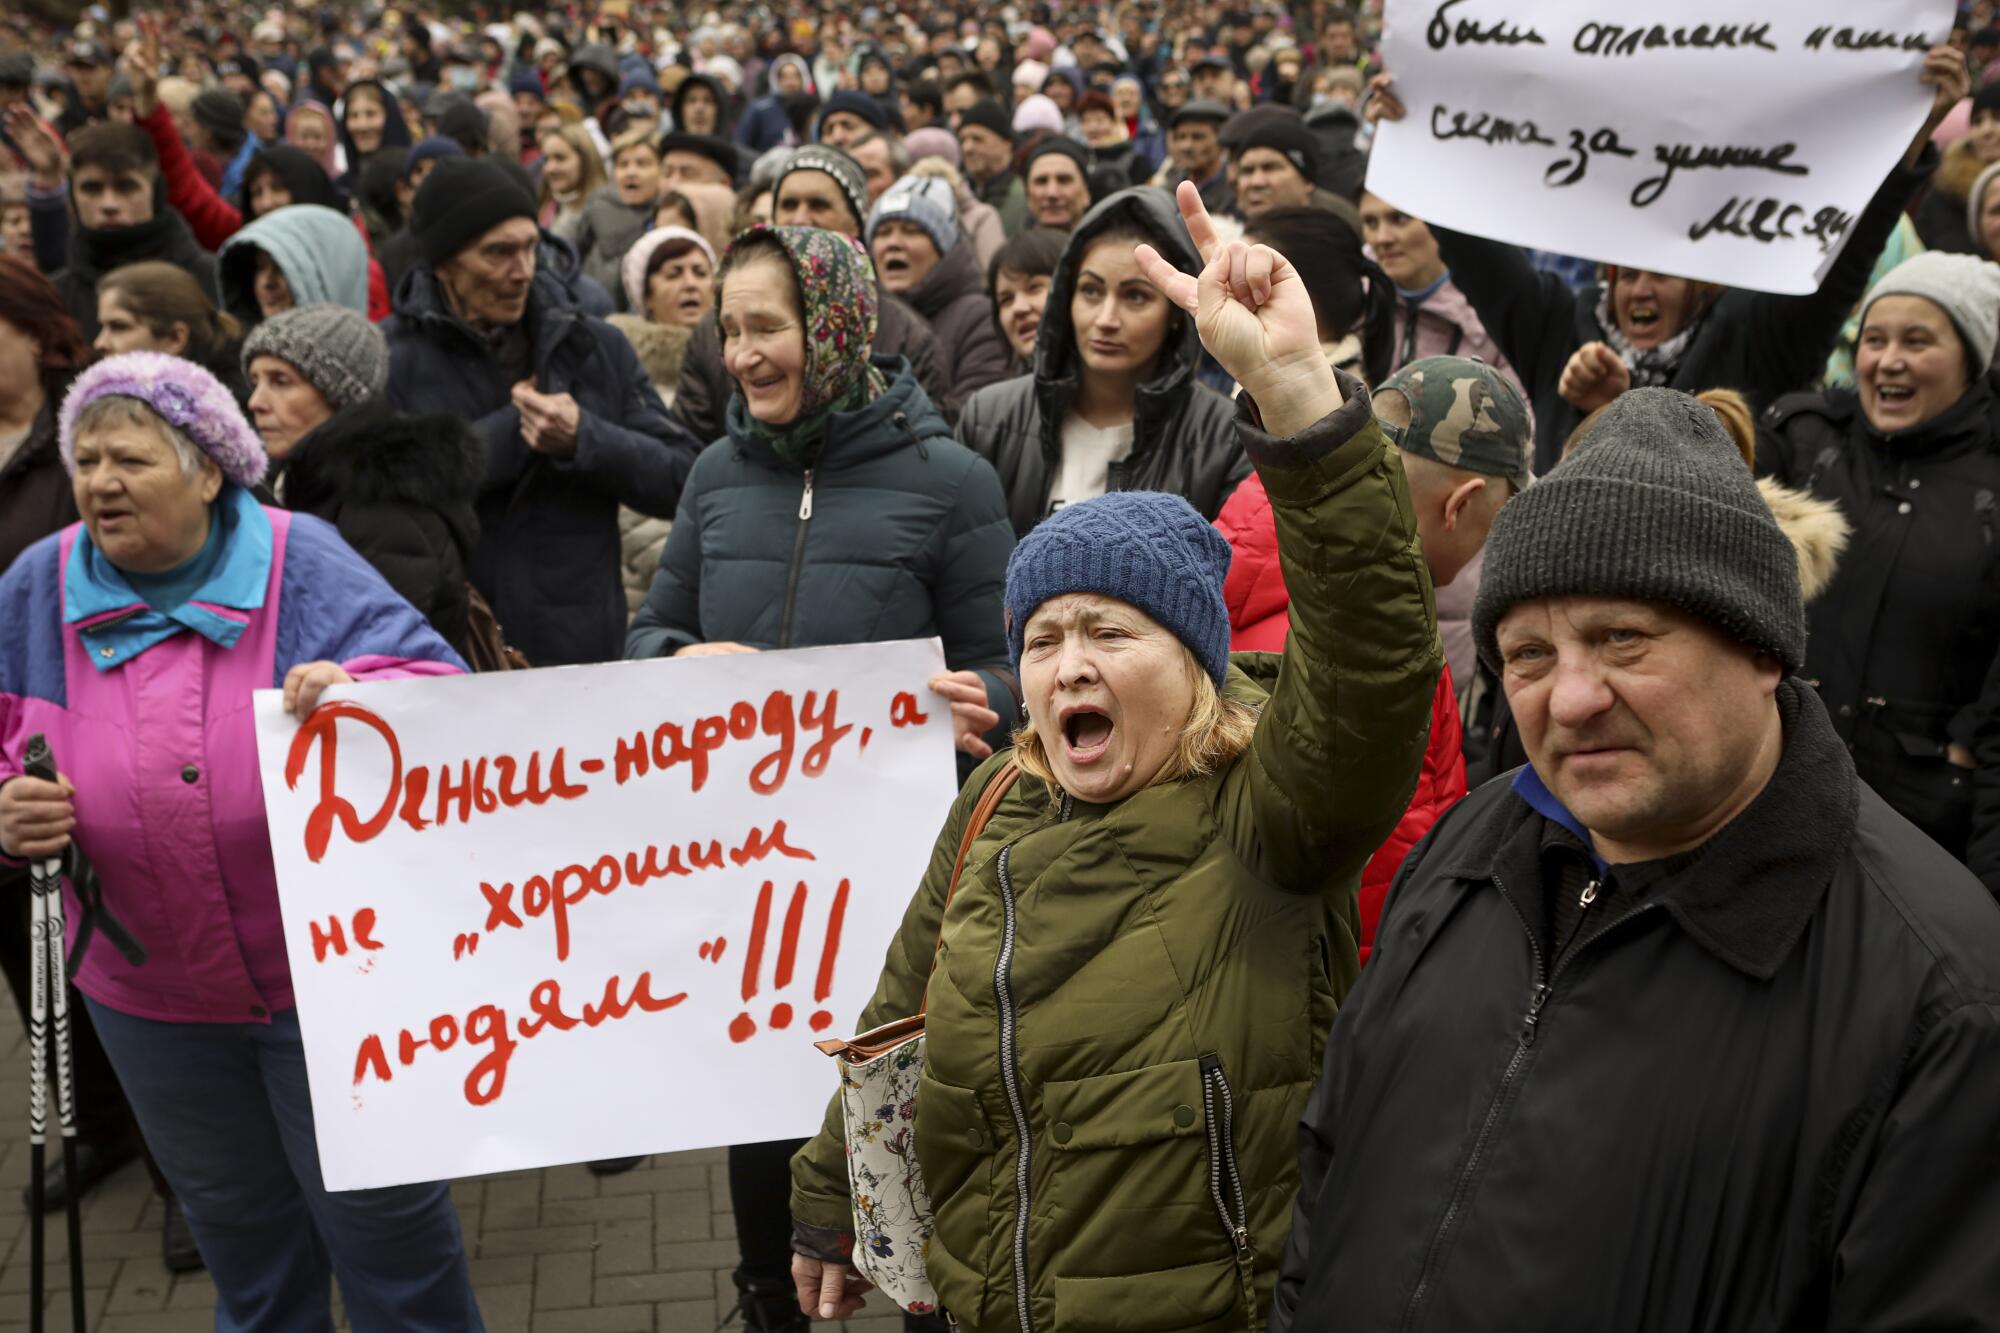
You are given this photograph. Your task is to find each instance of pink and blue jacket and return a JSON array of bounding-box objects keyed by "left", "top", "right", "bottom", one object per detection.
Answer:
[{"left": 0, "top": 489, "right": 464, "bottom": 1024}]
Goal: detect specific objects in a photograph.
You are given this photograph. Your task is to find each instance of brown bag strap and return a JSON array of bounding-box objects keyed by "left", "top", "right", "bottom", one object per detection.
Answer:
[{"left": 920, "top": 758, "right": 1021, "bottom": 1015}]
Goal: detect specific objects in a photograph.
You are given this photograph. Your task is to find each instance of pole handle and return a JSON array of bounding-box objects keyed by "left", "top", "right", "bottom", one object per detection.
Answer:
[{"left": 23, "top": 733, "right": 55, "bottom": 785}]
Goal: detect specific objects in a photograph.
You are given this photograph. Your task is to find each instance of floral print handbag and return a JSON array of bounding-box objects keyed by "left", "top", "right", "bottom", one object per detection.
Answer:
[{"left": 814, "top": 760, "right": 1021, "bottom": 1314}]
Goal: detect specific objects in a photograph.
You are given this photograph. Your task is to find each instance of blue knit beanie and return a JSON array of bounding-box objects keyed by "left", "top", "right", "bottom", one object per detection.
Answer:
[{"left": 1004, "top": 492, "right": 1234, "bottom": 687}]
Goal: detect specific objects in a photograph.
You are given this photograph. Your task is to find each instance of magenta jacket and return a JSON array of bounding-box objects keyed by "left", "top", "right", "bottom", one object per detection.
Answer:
[{"left": 0, "top": 491, "right": 464, "bottom": 1024}]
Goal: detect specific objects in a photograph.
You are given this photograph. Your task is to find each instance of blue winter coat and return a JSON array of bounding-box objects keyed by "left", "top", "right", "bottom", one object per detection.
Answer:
[
  {"left": 382, "top": 263, "right": 701, "bottom": 667},
  {"left": 626, "top": 358, "right": 1017, "bottom": 748}
]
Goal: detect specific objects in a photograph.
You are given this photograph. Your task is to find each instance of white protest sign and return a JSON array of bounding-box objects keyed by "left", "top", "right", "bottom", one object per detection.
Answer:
[
  {"left": 1367, "top": 0, "right": 1951, "bottom": 294},
  {"left": 251, "top": 639, "right": 957, "bottom": 1191}
]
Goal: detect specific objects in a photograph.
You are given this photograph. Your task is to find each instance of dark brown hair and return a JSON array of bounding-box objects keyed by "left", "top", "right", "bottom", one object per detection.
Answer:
[
  {"left": 67, "top": 122, "right": 158, "bottom": 179},
  {"left": 0, "top": 255, "right": 93, "bottom": 400},
  {"left": 98, "top": 261, "right": 243, "bottom": 364}
]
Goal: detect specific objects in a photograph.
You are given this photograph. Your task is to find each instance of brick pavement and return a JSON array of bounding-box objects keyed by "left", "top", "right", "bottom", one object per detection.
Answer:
[{"left": 0, "top": 998, "right": 906, "bottom": 1332}]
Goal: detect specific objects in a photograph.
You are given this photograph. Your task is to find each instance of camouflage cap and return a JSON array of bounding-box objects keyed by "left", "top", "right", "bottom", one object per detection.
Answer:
[{"left": 1376, "top": 357, "right": 1533, "bottom": 494}]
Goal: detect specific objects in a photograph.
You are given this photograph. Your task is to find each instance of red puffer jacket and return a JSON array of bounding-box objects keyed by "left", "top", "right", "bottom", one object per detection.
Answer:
[{"left": 1215, "top": 471, "right": 1467, "bottom": 963}]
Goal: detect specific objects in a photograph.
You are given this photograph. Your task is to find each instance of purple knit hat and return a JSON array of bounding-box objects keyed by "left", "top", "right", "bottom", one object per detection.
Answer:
[{"left": 59, "top": 351, "right": 268, "bottom": 489}]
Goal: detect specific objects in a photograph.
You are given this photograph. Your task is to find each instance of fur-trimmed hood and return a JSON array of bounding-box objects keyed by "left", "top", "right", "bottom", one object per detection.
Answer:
[
  {"left": 1757, "top": 475, "right": 1850, "bottom": 604},
  {"left": 280, "top": 399, "right": 483, "bottom": 552},
  {"left": 606, "top": 315, "right": 691, "bottom": 397}
]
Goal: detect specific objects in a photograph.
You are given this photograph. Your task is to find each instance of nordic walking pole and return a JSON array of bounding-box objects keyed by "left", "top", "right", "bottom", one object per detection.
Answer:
[{"left": 23, "top": 735, "right": 86, "bottom": 1333}]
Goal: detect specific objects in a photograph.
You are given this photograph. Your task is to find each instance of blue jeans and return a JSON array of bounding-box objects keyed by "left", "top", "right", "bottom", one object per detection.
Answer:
[{"left": 87, "top": 1000, "right": 483, "bottom": 1332}]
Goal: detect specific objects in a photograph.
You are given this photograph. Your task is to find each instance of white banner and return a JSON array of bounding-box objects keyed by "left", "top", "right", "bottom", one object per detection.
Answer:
[
  {"left": 252, "top": 639, "right": 957, "bottom": 1190},
  {"left": 1367, "top": 0, "right": 1952, "bottom": 294}
]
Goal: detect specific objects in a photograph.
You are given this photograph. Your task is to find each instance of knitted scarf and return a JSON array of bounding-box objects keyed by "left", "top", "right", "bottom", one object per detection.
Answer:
[
  {"left": 730, "top": 225, "right": 886, "bottom": 471},
  {"left": 1595, "top": 287, "right": 1705, "bottom": 388}
]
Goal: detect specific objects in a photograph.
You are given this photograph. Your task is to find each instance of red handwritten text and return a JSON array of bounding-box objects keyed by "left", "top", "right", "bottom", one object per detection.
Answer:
[
  {"left": 476, "top": 821, "right": 816, "bottom": 962},
  {"left": 352, "top": 969, "right": 687, "bottom": 1106}
]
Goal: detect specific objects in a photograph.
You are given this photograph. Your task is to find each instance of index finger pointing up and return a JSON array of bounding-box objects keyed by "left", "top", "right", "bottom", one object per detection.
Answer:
[{"left": 1175, "top": 180, "right": 1224, "bottom": 269}]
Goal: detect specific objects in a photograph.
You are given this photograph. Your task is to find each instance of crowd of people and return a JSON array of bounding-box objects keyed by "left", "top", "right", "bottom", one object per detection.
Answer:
[{"left": 0, "top": 2, "right": 1998, "bottom": 1330}]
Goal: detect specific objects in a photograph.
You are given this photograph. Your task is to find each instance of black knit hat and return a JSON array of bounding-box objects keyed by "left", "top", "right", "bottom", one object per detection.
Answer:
[
  {"left": 1472, "top": 388, "right": 1805, "bottom": 674},
  {"left": 1023, "top": 136, "right": 1090, "bottom": 179},
  {"left": 1231, "top": 113, "right": 1318, "bottom": 183},
  {"left": 659, "top": 132, "right": 740, "bottom": 184},
  {"left": 411, "top": 157, "right": 539, "bottom": 267},
  {"left": 956, "top": 98, "right": 1014, "bottom": 143},
  {"left": 191, "top": 90, "right": 245, "bottom": 140}
]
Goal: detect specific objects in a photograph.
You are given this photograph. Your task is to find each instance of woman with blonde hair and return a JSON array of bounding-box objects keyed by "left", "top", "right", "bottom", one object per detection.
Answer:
[
  {"left": 788, "top": 183, "right": 1439, "bottom": 1333},
  {"left": 537, "top": 122, "right": 607, "bottom": 241}
]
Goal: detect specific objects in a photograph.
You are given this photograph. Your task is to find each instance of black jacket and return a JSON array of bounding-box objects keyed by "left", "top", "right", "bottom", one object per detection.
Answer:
[
  {"left": 1437, "top": 150, "right": 1936, "bottom": 475},
  {"left": 899, "top": 240, "right": 1013, "bottom": 418},
  {"left": 672, "top": 288, "right": 951, "bottom": 445},
  {"left": 1757, "top": 379, "right": 2000, "bottom": 864},
  {"left": 278, "top": 400, "right": 483, "bottom": 659},
  {"left": 381, "top": 263, "right": 700, "bottom": 667},
  {"left": 627, "top": 357, "right": 1016, "bottom": 747},
  {"left": 955, "top": 188, "right": 1249, "bottom": 537},
  {"left": 1275, "top": 681, "right": 2000, "bottom": 1332},
  {"left": 0, "top": 401, "right": 74, "bottom": 575},
  {"left": 51, "top": 207, "right": 220, "bottom": 339}
]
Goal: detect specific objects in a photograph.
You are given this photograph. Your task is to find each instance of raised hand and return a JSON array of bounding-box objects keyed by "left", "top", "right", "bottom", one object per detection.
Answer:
[
  {"left": 2, "top": 105, "right": 65, "bottom": 188},
  {"left": 121, "top": 15, "right": 164, "bottom": 122},
  {"left": 1135, "top": 180, "right": 1343, "bottom": 439},
  {"left": 1909, "top": 45, "right": 1971, "bottom": 167},
  {"left": 1364, "top": 72, "right": 1406, "bottom": 126}
]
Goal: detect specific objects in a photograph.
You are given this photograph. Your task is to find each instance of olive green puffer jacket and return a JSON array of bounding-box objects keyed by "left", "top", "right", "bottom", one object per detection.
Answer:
[{"left": 792, "top": 387, "right": 1441, "bottom": 1333}]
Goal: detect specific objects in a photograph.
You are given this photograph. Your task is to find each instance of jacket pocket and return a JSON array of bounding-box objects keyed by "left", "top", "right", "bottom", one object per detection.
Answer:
[
  {"left": 1858, "top": 717, "right": 1974, "bottom": 851},
  {"left": 1052, "top": 1257, "right": 1243, "bottom": 1332},
  {"left": 912, "top": 1068, "right": 996, "bottom": 1321},
  {"left": 1043, "top": 1058, "right": 1261, "bottom": 1330}
]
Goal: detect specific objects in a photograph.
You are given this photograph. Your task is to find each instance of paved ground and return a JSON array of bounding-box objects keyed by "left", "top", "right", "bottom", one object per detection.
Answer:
[{"left": 0, "top": 996, "right": 906, "bottom": 1331}]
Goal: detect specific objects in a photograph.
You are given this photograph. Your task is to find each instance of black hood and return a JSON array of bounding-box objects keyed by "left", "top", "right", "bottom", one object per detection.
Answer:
[
  {"left": 335, "top": 79, "right": 414, "bottom": 168},
  {"left": 1033, "top": 185, "right": 1202, "bottom": 390},
  {"left": 672, "top": 73, "right": 737, "bottom": 134},
  {"left": 240, "top": 144, "right": 349, "bottom": 217}
]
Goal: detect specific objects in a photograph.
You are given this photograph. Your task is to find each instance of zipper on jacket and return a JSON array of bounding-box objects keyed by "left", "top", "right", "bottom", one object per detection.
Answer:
[
  {"left": 1553, "top": 877, "right": 1600, "bottom": 965},
  {"left": 1400, "top": 875, "right": 1659, "bottom": 1330},
  {"left": 1399, "top": 873, "right": 1546, "bottom": 1331},
  {"left": 1198, "top": 1054, "right": 1254, "bottom": 1257},
  {"left": 992, "top": 790, "right": 1072, "bottom": 1333},
  {"left": 777, "top": 469, "right": 814, "bottom": 649}
]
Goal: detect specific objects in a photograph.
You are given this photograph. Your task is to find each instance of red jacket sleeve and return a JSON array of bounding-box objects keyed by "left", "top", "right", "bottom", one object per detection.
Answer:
[
  {"left": 140, "top": 103, "right": 241, "bottom": 250},
  {"left": 1357, "top": 664, "right": 1467, "bottom": 963},
  {"left": 351, "top": 214, "right": 390, "bottom": 321}
]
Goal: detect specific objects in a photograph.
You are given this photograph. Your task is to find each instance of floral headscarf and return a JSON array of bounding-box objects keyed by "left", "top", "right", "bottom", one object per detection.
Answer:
[{"left": 723, "top": 224, "right": 884, "bottom": 468}]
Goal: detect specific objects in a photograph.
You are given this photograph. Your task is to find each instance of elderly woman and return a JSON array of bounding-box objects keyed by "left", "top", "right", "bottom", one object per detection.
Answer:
[
  {"left": 1759, "top": 251, "right": 2000, "bottom": 885},
  {"left": 245, "top": 305, "right": 482, "bottom": 657},
  {"left": 626, "top": 224, "right": 1018, "bottom": 1332},
  {"left": 0, "top": 353, "right": 481, "bottom": 1328},
  {"left": 788, "top": 183, "right": 1439, "bottom": 1331}
]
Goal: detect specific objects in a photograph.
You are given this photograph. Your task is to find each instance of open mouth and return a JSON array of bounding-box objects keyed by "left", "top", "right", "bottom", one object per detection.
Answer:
[
  {"left": 1874, "top": 384, "right": 1916, "bottom": 405},
  {"left": 745, "top": 373, "right": 786, "bottom": 395},
  {"left": 880, "top": 253, "right": 909, "bottom": 276},
  {"left": 1060, "top": 706, "right": 1115, "bottom": 763},
  {"left": 93, "top": 507, "right": 133, "bottom": 528},
  {"left": 1626, "top": 305, "right": 1661, "bottom": 331},
  {"left": 677, "top": 295, "right": 705, "bottom": 316}
]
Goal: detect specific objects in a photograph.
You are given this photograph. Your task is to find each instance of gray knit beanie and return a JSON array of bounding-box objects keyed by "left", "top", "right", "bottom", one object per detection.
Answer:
[
  {"left": 1472, "top": 388, "right": 1805, "bottom": 675},
  {"left": 1860, "top": 251, "right": 2000, "bottom": 374},
  {"left": 241, "top": 304, "right": 389, "bottom": 412}
]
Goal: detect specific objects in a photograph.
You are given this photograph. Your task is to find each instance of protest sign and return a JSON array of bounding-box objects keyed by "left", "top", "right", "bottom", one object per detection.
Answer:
[
  {"left": 251, "top": 639, "right": 958, "bottom": 1191},
  {"left": 1366, "top": 0, "right": 1951, "bottom": 294}
]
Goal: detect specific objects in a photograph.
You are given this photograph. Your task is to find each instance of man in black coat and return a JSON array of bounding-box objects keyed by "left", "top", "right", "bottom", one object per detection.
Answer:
[
  {"left": 38, "top": 124, "right": 219, "bottom": 338},
  {"left": 1274, "top": 390, "right": 2000, "bottom": 1331},
  {"left": 382, "top": 158, "right": 701, "bottom": 668}
]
